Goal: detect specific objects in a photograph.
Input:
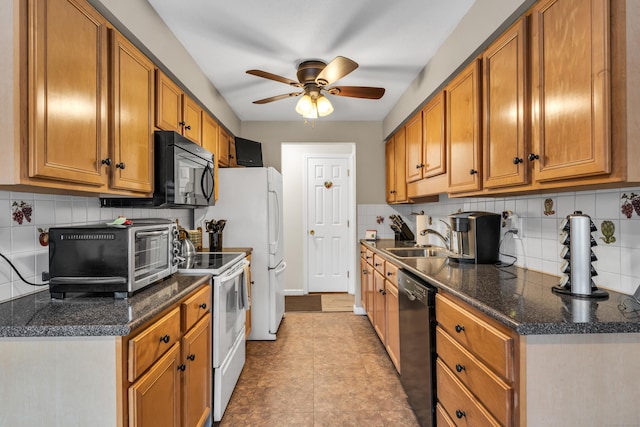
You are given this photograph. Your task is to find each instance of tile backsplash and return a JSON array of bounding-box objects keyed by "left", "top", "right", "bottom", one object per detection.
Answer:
[
  {"left": 0, "top": 190, "right": 192, "bottom": 303},
  {"left": 358, "top": 186, "right": 640, "bottom": 296}
]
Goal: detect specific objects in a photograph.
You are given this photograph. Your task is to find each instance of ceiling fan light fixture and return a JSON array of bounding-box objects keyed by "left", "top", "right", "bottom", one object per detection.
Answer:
[
  {"left": 295, "top": 94, "right": 314, "bottom": 117},
  {"left": 316, "top": 95, "right": 334, "bottom": 117}
]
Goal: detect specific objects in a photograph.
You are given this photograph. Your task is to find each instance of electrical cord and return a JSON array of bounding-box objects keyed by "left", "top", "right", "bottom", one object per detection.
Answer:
[
  {"left": 495, "top": 229, "right": 518, "bottom": 268},
  {"left": 0, "top": 252, "right": 49, "bottom": 287}
]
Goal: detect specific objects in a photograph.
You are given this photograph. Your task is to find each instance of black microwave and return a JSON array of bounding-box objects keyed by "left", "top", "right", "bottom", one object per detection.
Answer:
[{"left": 101, "top": 131, "right": 215, "bottom": 208}]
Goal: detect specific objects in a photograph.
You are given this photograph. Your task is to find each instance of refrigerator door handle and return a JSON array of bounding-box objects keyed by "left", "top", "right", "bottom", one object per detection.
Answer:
[
  {"left": 270, "top": 261, "right": 287, "bottom": 273},
  {"left": 269, "top": 189, "right": 281, "bottom": 254}
]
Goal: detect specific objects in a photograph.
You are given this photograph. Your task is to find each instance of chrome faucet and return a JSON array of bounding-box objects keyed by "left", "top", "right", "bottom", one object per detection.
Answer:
[{"left": 420, "top": 219, "right": 452, "bottom": 251}]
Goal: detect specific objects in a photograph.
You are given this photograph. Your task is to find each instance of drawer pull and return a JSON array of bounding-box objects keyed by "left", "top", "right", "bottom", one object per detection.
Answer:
[
  {"left": 160, "top": 334, "right": 171, "bottom": 344},
  {"left": 374, "top": 262, "right": 382, "bottom": 267},
  {"left": 455, "top": 364, "right": 465, "bottom": 373},
  {"left": 387, "top": 272, "right": 392, "bottom": 276},
  {"left": 378, "top": 289, "right": 387, "bottom": 295},
  {"left": 199, "top": 303, "right": 207, "bottom": 309},
  {"left": 456, "top": 410, "right": 466, "bottom": 419},
  {"left": 177, "top": 364, "right": 186, "bottom": 371},
  {"left": 455, "top": 324, "right": 465, "bottom": 333},
  {"left": 187, "top": 354, "right": 196, "bottom": 361}
]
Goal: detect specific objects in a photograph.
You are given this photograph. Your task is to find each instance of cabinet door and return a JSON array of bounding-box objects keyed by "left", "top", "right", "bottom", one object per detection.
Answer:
[
  {"left": 423, "top": 91, "right": 446, "bottom": 178},
  {"left": 483, "top": 18, "right": 528, "bottom": 189},
  {"left": 182, "top": 313, "right": 212, "bottom": 427},
  {"left": 385, "top": 137, "right": 396, "bottom": 203},
  {"left": 405, "top": 112, "right": 424, "bottom": 183},
  {"left": 155, "top": 70, "right": 183, "bottom": 132},
  {"left": 365, "top": 258, "right": 374, "bottom": 323},
  {"left": 385, "top": 281, "right": 400, "bottom": 373},
  {"left": 373, "top": 269, "right": 386, "bottom": 343},
  {"left": 218, "top": 128, "right": 230, "bottom": 167},
  {"left": 183, "top": 95, "right": 203, "bottom": 145},
  {"left": 28, "top": 0, "right": 108, "bottom": 186},
  {"left": 229, "top": 137, "right": 237, "bottom": 167},
  {"left": 360, "top": 256, "right": 368, "bottom": 311},
  {"left": 394, "top": 127, "right": 408, "bottom": 202},
  {"left": 447, "top": 59, "right": 482, "bottom": 193},
  {"left": 109, "top": 30, "right": 154, "bottom": 193},
  {"left": 531, "top": 0, "right": 610, "bottom": 181},
  {"left": 129, "top": 343, "right": 181, "bottom": 427}
]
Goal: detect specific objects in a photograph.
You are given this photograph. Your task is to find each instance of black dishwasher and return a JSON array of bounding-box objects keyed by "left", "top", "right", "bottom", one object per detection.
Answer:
[{"left": 398, "top": 269, "right": 436, "bottom": 427}]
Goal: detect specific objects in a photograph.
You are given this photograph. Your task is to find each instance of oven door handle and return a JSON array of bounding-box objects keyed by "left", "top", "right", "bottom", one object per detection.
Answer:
[
  {"left": 219, "top": 259, "right": 249, "bottom": 281},
  {"left": 136, "top": 230, "right": 169, "bottom": 238}
]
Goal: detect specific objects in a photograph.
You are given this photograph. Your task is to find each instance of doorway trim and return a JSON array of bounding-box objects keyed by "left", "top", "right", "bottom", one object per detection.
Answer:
[{"left": 302, "top": 149, "right": 356, "bottom": 295}]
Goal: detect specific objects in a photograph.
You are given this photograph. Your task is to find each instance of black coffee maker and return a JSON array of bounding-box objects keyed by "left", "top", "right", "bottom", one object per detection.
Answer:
[{"left": 448, "top": 212, "right": 501, "bottom": 264}]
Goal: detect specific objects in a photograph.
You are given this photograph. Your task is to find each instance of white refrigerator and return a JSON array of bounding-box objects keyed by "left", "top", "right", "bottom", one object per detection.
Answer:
[{"left": 198, "top": 167, "right": 286, "bottom": 340}]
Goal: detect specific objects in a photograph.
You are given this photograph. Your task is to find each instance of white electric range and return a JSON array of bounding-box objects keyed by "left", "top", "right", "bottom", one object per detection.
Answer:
[{"left": 178, "top": 251, "right": 249, "bottom": 423}]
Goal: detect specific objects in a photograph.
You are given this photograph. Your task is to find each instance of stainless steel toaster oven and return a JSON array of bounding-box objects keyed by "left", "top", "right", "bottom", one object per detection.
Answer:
[{"left": 47, "top": 219, "right": 180, "bottom": 299}]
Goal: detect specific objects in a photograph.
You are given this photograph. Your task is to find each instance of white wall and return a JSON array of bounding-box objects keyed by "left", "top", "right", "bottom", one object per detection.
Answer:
[
  {"left": 358, "top": 186, "right": 640, "bottom": 297},
  {"left": 281, "top": 143, "right": 356, "bottom": 294}
]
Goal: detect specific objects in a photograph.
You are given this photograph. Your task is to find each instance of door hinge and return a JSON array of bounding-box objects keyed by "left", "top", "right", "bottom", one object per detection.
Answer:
[
  {"left": 347, "top": 270, "right": 350, "bottom": 278},
  {"left": 347, "top": 220, "right": 350, "bottom": 227},
  {"left": 347, "top": 169, "right": 350, "bottom": 177}
]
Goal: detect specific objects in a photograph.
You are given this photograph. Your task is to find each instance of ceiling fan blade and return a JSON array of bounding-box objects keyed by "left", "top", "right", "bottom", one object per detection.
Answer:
[
  {"left": 246, "top": 70, "right": 302, "bottom": 87},
  {"left": 315, "top": 56, "right": 358, "bottom": 86},
  {"left": 327, "top": 86, "right": 385, "bottom": 99},
  {"left": 252, "top": 92, "right": 302, "bottom": 104}
]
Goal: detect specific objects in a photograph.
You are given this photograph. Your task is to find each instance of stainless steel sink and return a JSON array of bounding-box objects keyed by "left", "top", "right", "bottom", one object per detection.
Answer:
[{"left": 383, "top": 246, "right": 447, "bottom": 258}]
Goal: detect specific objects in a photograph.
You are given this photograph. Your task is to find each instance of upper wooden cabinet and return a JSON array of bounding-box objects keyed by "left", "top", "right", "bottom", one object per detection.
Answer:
[
  {"left": 422, "top": 91, "right": 447, "bottom": 179},
  {"left": 446, "top": 59, "right": 482, "bottom": 194},
  {"left": 483, "top": 18, "right": 529, "bottom": 190},
  {"left": 218, "top": 127, "right": 231, "bottom": 167},
  {"left": 155, "top": 70, "right": 204, "bottom": 145},
  {"left": 109, "top": 30, "right": 154, "bottom": 193},
  {"left": 405, "top": 112, "right": 423, "bottom": 183},
  {"left": 202, "top": 114, "right": 220, "bottom": 200},
  {"left": 385, "top": 130, "right": 408, "bottom": 204},
  {"left": 530, "top": 0, "right": 611, "bottom": 182},
  {"left": 27, "top": 0, "right": 109, "bottom": 188}
]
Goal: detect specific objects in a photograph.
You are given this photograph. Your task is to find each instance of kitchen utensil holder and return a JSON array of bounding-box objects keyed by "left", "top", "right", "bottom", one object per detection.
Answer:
[
  {"left": 209, "top": 232, "right": 223, "bottom": 252},
  {"left": 553, "top": 212, "right": 608, "bottom": 299}
]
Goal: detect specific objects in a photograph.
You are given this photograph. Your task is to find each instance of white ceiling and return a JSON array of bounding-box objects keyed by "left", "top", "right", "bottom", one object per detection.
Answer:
[{"left": 147, "top": 0, "right": 475, "bottom": 122}]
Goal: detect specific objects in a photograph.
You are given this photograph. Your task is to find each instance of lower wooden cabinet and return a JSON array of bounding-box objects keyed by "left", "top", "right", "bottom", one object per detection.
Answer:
[
  {"left": 182, "top": 314, "right": 212, "bottom": 427},
  {"left": 384, "top": 262, "right": 400, "bottom": 373}
]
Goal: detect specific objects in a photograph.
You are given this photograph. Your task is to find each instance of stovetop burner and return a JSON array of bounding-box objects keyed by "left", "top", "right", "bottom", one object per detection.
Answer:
[{"left": 178, "top": 252, "right": 245, "bottom": 275}]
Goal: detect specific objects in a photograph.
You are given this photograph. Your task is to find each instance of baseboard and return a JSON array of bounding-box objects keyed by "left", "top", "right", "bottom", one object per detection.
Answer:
[
  {"left": 353, "top": 305, "right": 366, "bottom": 316},
  {"left": 284, "top": 289, "right": 305, "bottom": 296}
]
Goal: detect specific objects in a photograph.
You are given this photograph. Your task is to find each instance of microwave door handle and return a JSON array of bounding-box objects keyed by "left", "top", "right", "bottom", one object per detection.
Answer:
[{"left": 201, "top": 163, "right": 214, "bottom": 202}]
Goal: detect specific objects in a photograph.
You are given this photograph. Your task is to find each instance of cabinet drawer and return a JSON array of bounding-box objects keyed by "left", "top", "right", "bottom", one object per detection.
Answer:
[
  {"left": 385, "top": 262, "right": 399, "bottom": 285},
  {"left": 364, "top": 249, "right": 374, "bottom": 263},
  {"left": 436, "top": 327, "right": 512, "bottom": 426},
  {"left": 129, "top": 307, "right": 181, "bottom": 382},
  {"left": 181, "top": 285, "right": 211, "bottom": 332},
  {"left": 436, "top": 358, "right": 501, "bottom": 427},
  {"left": 436, "top": 294, "right": 513, "bottom": 380},
  {"left": 436, "top": 402, "right": 456, "bottom": 427},
  {"left": 373, "top": 254, "right": 385, "bottom": 274}
]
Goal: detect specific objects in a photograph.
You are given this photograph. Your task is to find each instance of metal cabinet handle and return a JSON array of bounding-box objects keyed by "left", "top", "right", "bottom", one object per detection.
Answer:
[
  {"left": 309, "top": 230, "right": 315, "bottom": 235},
  {"left": 416, "top": 163, "right": 424, "bottom": 169},
  {"left": 374, "top": 262, "right": 382, "bottom": 267},
  {"left": 116, "top": 162, "right": 126, "bottom": 169},
  {"left": 101, "top": 158, "right": 112, "bottom": 166},
  {"left": 177, "top": 364, "right": 186, "bottom": 371},
  {"left": 456, "top": 410, "right": 466, "bottom": 419},
  {"left": 199, "top": 303, "right": 207, "bottom": 309},
  {"left": 528, "top": 153, "right": 540, "bottom": 161},
  {"left": 160, "top": 334, "right": 170, "bottom": 344},
  {"left": 455, "top": 324, "right": 465, "bottom": 333},
  {"left": 469, "top": 169, "right": 478, "bottom": 175},
  {"left": 387, "top": 272, "right": 392, "bottom": 276},
  {"left": 513, "top": 157, "right": 523, "bottom": 164},
  {"left": 456, "top": 364, "right": 465, "bottom": 372},
  {"left": 187, "top": 354, "right": 196, "bottom": 361}
]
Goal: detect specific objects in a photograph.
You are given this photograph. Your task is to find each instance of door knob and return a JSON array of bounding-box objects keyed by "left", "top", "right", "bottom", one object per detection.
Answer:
[{"left": 309, "top": 230, "right": 315, "bottom": 235}]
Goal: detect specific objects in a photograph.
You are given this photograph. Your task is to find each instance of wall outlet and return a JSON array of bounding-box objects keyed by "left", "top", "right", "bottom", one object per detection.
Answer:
[{"left": 512, "top": 217, "right": 523, "bottom": 239}]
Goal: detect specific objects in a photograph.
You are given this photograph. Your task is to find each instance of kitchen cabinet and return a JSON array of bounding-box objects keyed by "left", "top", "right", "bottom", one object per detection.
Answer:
[
  {"left": 435, "top": 292, "right": 517, "bottom": 426},
  {"left": 217, "top": 127, "right": 237, "bottom": 168},
  {"left": 372, "top": 268, "right": 386, "bottom": 343},
  {"left": 405, "top": 112, "right": 423, "bottom": 183},
  {"left": 385, "top": 130, "right": 408, "bottom": 203},
  {"left": 26, "top": 0, "right": 109, "bottom": 188},
  {"left": 482, "top": 18, "right": 529, "bottom": 190},
  {"left": 446, "top": 59, "right": 482, "bottom": 194},
  {"left": 384, "top": 261, "right": 400, "bottom": 373},
  {"left": 363, "top": 249, "right": 375, "bottom": 323},
  {"left": 422, "top": 91, "right": 447, "bottom": 179},
  {"left": 181, "top": 314, "right": 212, "bottom": 427},
  {"left": 202, "top": 113, "right": 220, "bottom": 201},
  {"left": 155, "top": 70, "right": 204, "bottom": 146},
  {"left": 109, "top": 29, "right": 154, "bottom": 193},
  {"left": 359, "top": 245, "right": 369, "bottom": 311},
  {"left": 530, "top": 0, "right": 610, "bottom": 183}
]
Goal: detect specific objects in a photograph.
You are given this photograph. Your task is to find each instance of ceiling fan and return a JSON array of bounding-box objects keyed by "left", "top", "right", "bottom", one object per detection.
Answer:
[{"left": 246, "top": 56, "right": 385, "bottom": 118}]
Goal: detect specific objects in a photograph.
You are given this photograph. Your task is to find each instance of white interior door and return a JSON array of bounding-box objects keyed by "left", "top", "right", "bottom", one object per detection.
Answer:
[{"left": 306, "top": 157, "right": 350, "bottom": 293}]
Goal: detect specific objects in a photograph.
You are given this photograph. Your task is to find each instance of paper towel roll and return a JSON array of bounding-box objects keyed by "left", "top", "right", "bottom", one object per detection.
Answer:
[{"left": 416, "top": 215, "right": 429, "bottom": 246}]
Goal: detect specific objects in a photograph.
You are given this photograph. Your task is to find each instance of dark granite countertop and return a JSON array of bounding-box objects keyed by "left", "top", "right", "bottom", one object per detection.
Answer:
[
  {"left": 0, "top": 274, "right": 211, "bottom": 338},
  {"left": 362, "top": 239, "right": 640, "bottom": 335}
]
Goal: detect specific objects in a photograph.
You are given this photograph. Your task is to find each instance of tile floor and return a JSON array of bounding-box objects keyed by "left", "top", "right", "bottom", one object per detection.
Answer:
[{"left": 218, "top": 312, "right": 421, "bottom": 426}]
